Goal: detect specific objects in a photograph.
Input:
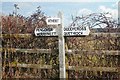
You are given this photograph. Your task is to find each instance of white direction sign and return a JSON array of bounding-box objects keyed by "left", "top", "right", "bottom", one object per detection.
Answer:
[
  {"left": 35, "top": 27, "right": 57, "bottom": 36},
  {"left": 64, "top": 26, "right": 90, "bottom": 36},
  {"left": 46, "top": 18, "right": 61, "bottom": 25},
  {"left": 34, "top": 26, "right": 90, "bottom": 36}
]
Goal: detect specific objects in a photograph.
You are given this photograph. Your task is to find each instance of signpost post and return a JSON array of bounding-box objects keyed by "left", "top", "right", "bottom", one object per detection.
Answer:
[
  {"left": 57, "top": 12, "right": 66, "bottom": 79},
  {"left": 34, "top": 11, "right": 90, "bottom": 79}
]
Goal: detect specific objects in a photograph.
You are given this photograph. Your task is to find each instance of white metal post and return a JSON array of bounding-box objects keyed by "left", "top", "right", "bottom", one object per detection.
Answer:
[{"left": 57, "top": 12, "right": 66, "bottom": 79}]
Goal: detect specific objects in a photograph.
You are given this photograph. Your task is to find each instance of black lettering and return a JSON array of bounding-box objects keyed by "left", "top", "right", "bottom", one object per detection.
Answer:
[{"left": 48, "top": 19, "right": 58, "bottom": 22}]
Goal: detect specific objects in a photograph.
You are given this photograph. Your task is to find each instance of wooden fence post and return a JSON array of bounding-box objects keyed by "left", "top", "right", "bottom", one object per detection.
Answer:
[{"left": 0, "top": 25, "right": 2, "bottom": 79}]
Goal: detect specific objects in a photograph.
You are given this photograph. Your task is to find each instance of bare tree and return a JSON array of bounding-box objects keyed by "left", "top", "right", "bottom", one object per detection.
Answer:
[{"left": 69, "top": 13, "right": 118, "bottom": 32}]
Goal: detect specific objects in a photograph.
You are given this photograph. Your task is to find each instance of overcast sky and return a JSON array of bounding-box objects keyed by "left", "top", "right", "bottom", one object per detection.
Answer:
[{"left": 1, "top": 0, "right": 118, "bottom": 26}]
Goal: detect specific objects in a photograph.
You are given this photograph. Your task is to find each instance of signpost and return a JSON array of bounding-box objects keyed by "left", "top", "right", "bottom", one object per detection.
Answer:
[
  {"left": 35, "top": 27, "right": 57, "bottom": 36},
  {"left": 34, "top": 26, "right": 90, "bottom": 36},
  {"left": 34, "top": 12, "right": 90, "bottom": 79},
  {"left": 46, "top": 17, "right": 61, "bottom": 25}
]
